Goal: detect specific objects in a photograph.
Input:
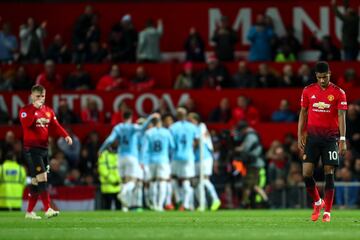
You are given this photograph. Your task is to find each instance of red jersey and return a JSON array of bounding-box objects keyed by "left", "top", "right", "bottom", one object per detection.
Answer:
[
  {"left": 301, "top": 82, "right": 347, "bottom": 140},
  {"left": 19, "top": 104, "right": 69, "bottom": 149}
]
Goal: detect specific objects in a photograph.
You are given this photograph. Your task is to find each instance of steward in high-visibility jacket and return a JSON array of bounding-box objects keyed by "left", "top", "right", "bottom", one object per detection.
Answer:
[
  {"left": 98, "top": 148, "right": 122, "bottom": 210},
  {"left": 0, "top": 153, "right": 27, "bottom": 210}
]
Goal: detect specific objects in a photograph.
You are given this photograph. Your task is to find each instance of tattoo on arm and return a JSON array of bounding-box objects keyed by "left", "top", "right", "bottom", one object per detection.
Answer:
[{"left": 338, "top": 110, "right": 346, "bottom": 116}]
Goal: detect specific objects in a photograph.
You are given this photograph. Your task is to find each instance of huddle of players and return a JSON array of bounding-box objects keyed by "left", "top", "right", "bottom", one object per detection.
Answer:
[{"left": 98, "top": 107, "right": 221, "bottom": 212}]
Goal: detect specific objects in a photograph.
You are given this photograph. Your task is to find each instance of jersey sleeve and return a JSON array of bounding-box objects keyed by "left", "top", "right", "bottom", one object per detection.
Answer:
[
  {"left": 337, "top": 89, "right": 348, "bottom": 110},
  {"left": 50, "top": 109, "right": 69, "bottom": 138},
  {"left": 99, "top": 126, "right": 119, "bottom": 153},
  {"left": 19, "top": 107, "right": 36, "bottom": 127},
  {"left": 300, "top": 88, "right": 309, "bottom": 108}
]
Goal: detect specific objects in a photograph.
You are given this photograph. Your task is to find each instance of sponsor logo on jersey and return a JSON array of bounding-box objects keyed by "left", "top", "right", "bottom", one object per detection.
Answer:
[
  {"left": 327, "top": 95, "right": 334, "bottom": 101},
  {"left": 35, "top": 118, "right": 50, "bottom": 127},
  {"left": 21, "top": 112, "right": 27, "bottom": 118},
  {"left": 312, "top": 102, "right": 330, "bottom": 109}
]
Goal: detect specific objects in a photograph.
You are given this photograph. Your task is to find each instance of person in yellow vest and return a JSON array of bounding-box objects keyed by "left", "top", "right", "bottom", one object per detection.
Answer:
[
  {"left": 0, "top": 152, "right": 27, "bottom": 211},
  {"left": 98, "top": 144, "right": 122, "bottom": 210}
]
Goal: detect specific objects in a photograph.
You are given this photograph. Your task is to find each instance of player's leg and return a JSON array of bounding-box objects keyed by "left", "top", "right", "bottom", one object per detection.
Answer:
[
  {"left": 202, "top": 159, "right": 220, "bottom": 210},
  {"left": 181, "top": 161, "right": 195, "bottom": 210},
  {"left": 321, "top": 140, "right": 339, "bottom": 222},
  {"left": 156, "top": 163, "right": 170, "bottom": 211},
  {"left": 171, "top": 161, "right": 182, "bottom": 207},
  {"left": 24, "top": 149, "right": 41, "bottom": 219},
  {"left": 164, "top": 179, "right": 174, "bottom": 210}
]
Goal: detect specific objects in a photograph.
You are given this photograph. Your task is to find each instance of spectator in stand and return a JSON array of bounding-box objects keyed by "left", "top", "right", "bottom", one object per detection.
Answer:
[
  {"left": 310, "top": 35, "right": 341, "bottom": 61},
  {"left": 19, "top": 18, "right": 46, "bottom": 63},
  {"left": 211, "top": 16, "right": 238, "bottom": 61},
  {"left": 64, "top": 64, "right": 92, "bottom": 90},
  {"left": 184, "top": 27, "right": 205, "bottom": 62},
  {"left": 0, "top": 22, "right": 18, "bottom": 63},
  {"left": 111, "top": 101, "right": 137, "bottom": 125},
  {"left": 0, "top": 131, "right": 16, "bottom": 162},
  {"left": 35, "top": 59, "right": 62, "bottom": 90},
  {"left": 0, "top": 68, "right": 13, "bottom": 91},
  {"left": 137, "top": 19, "right": 163, "bottom": 62},
  {"left": 337, "top": 68, "right": 358, "bottom": 90},
  {"left": 271, "top": 99, "right": 297, "bottom": 122},
  {"left": 297, "top": 64, "right": 315, "bottom": 86},
  {"left": 85, "top": 41, "right": 108, "bottom": 63},
  {"left": 48, "top": 151, "right": 68, "bottom": 186},
  {"left": 72, "top": 5, "right": 98, "bottom": 63},
  {"left": 332, "top": 0, "right": 359, "bottom": 61},
  {"left": 79, "top": 131, "right": 100, "bottom": 178},
  {"left": 129, "top": 66, "right": 155, "bottom": 91},
  {"left": 174, "top": 62, "right": 196, "bottom": 89},
  {"left": 46, "top": 34, "right": 71, "bottom": 63},
  {"left": 274, "top": 27, "right": 301, "bottom": 59},
  {"left": 96, "top": 64, "right": 128, "bottom": 91},
  {"left": 12, "top": 66, "right": 33, "bottom": 90},
  {"left": 274, "top": 44, "right": 296, "bottom": 62},
  {"left": 232, "top": 61, "right": 256, "bottom": 88},
  {"left": 0, "top": 105, "right": 11, "bottom": 125},
  {"left": 255, "top": 63, "right": 278, "bottom": 87},
  {"left": 109, "top": 14, "right": 138, "bottom": 62},
  {"left": 56, "top": 99, "right": 80, "bottom": 124},
  {"left": 354, "top": 158, "right": 360, "bottom": 180},
  {"left": 247, "top": 14, "right": 274, "bottom": 61},
  {"left": 208, "top": 97, "right": 232, "bottom": 123},
  {"left": 346, "top": 104, "right": 360, "bottom": 157},
  {"left": 81, "top": 97, "right": 104, "bottom": 123},
  {"left": 230, "top": 95, "right": 260, "bottom": 126},
  {"left": 57, "top": 128, "right": 81, "bottom": 169},
  {"left": 279, "top": 64, "right": 300, "bottom": 87},
  {"left": 197, "top": 55, "right": 231, "bottom": 89}
]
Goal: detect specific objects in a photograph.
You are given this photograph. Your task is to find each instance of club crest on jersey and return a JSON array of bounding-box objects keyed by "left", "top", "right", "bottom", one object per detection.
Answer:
[
  {"left": 46, "top": 112, "right": 51, "bottom": 118},
  {"left": 327, "top": 95, "right": 334, "bottom": 101}
]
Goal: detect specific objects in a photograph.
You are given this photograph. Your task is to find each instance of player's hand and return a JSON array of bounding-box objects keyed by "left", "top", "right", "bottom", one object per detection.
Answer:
[
  {"left": 33, "top": 99, "right": 44, "bottom": 108},
  {"left": 339, "top": 140, "right": 347, "bottom": 157},
  {"left": 151, "top": 112, "right": 160, "bottom": 119},
  {"left": 65, "top": 136, "right": 73, "bottom": 145},
  {"left": 297, "top": 134, "right": 306, "bottom": 152},
  {"left": 46, "top": 164, "right": 50, "bottom": 173}
]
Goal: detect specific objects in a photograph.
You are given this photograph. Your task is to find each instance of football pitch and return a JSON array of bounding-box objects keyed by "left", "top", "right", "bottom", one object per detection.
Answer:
[{"left": 1, "top": 210, "right": 360, "bottom": 240}]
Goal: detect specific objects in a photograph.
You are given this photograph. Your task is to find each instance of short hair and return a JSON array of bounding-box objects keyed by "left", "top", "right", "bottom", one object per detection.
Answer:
[
  {"left": 151, "top": 117, "right": 161, "bottom": 126},
  {"left": 315, "top": 61, "right": 330, "bottom": 73},
  {"left": 188, "top": 112, "right": 200, "bottom": 123},
  {"left": 122, "top": 110, "right": 133, "bottom": 120},
  {"left": 31, "top": 84, "right": 45, "bottom": 93},
  {"left": 176, "top": 107, "right": 187, "bottom": 120}
]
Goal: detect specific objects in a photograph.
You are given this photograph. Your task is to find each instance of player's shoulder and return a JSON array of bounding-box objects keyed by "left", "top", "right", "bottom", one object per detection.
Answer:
[
  {"left": 20, "top": 104, "right": 32, "bottom": 112},
  {"left": 329, "top": 83, "right": 346, "bottom": 95},
  {"left": 303, "top": 83, "right": 317, "bottom": 91}
]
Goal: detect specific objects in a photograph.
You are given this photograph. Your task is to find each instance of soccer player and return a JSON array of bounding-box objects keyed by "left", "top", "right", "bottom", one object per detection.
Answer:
[
  {"left": 188, "top": 113, "right": 221, "bottom": 211},
  {"left": 170, "top": 108, "right": 199, "bottom": 210},
  {"left": 98, "top": 110, "right": 158, "bottom": 211},
  {"left": 20, "top": 85, "right": 73, "bottom": 219},
  {"left": 142, "top": 117, "right": 174, "bottom": 211},
  {"left": 298, "top": 61, "right": 347, "bottom": 222}
]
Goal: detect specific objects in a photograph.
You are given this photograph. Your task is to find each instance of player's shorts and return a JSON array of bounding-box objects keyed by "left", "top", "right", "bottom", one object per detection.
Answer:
[
  {"left": 149, "top": 163, "right": 171, "bottom": 180},
  {"left": 171, "top": 160, "right": 195, "bottom": 179},
  {"left": 24, "top": 147, "right": 48, "bottom": 177},
  {"left": 119, "top": 156, "right": 140, "bottom": 179},
  {"left": 142, "top": 165, "right": 151, "bottom": 182},
  {"left": 304, "top": 136, "right": 339, "bottom": 166},
  {"left": 195, "top": 158, "right": 214, "bottom": 177}
]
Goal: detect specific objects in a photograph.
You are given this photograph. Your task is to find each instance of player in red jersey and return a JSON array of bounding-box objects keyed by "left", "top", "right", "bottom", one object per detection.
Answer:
[
  {"left": 19, "top": 85, "right": 73, "bottom": 219},
  {"left": 298, "top": 61, "right": 347, "bottom": 222}
]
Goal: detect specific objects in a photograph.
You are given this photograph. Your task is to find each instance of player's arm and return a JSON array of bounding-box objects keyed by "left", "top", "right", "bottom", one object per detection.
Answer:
[
  {"left": 19, "top": 108, "right": 37, "bottom": 127},
  {"left": 297, "top": 107, "right": 308, "bottom": 152},
  {"left": 338, "top": 109, "right": 347, "bottom": 156},
  {"left": 136, "top": 113, "right": 160, "bottom": 132},
  {"left": 98, "top": 128, "right": 119, "bottom": 154},
  {"left": 50, "top": 110, "right": 72, "bottom": 145}
]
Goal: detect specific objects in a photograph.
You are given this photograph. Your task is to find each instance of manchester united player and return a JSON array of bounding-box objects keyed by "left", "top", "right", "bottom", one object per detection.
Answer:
[
  {"left": 298, "top": 61, "right": 347, "bottom": 222},
  {"left": 20, "top": 85, "right": 73, "bottom": 219}
]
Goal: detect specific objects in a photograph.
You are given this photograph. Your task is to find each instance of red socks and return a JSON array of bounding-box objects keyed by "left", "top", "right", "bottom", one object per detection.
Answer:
[
  {"left": 306, "top": 186, "right": 320, "bottom": 203},
  {"left": 39, "top": 191, "right": 51, "bottom": 211},
  {"left": 324, "top": 189, "right": 334, "bottom": 212},
  {"left": 27, "top": 193, "right": 39, "bottom": 212}
]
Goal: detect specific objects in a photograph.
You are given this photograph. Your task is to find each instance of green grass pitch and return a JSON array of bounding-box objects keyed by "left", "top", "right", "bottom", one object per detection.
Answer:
[{"left": 1, "top": 210, "right": 360, "bottom": 240}]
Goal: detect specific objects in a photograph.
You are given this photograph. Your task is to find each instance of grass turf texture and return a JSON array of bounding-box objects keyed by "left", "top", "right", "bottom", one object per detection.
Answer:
[{"left": 1, "top": 210, "right": 360, "bottom": 240}]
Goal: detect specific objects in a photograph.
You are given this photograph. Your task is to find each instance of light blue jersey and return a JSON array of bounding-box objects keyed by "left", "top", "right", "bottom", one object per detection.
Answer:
[
  {"left": 195, "top": 123, "right": 214, "bottom": 162},
  {"left": 135, "top": 131, "right": 148, "bottom": 165},
  {"left": 99, "top": 117, "right": 152, "bottom": 157},
  {"left": 142, "top": 127, "right": 174, "bottom": 164},
  {"left": 170, "top": 120, "right": 199, "bottom": 162}
]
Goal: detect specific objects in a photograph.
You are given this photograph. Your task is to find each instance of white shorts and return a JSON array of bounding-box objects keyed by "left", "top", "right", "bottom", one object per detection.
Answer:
[
  {"left": 119, "top": 156, "right": 140, "bottom": 179},
  {"left": 171, "top": 160, "right": 195, "bottom": 179},
  {"left": 148, "top": 163, "right": 171, "bottom": 180},
  {"left": 195, "top": 158, "right": 214, "bottom": 177},
  {"left": 142, "top": 165, "right": 151, "bottom": 182}
]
